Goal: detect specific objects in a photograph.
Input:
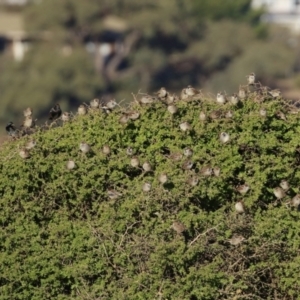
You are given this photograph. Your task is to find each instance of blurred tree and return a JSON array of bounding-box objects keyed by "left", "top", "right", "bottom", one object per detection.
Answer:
[{"left": 0, "top": 0, "right": 297, "bottom": 126}]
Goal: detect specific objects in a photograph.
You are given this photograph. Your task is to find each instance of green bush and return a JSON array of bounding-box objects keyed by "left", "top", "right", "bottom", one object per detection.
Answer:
[{"left": 1, "top": 89, "right": 300, "bottom": 299}]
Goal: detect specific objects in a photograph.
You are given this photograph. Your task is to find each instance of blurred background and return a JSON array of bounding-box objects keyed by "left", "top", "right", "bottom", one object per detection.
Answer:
[{"left": 1, "top": 0, "right": 300, "bottom": 140}]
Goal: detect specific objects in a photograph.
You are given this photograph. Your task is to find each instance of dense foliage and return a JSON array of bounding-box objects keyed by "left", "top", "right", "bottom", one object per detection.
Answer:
[{"left": 1, "top": 85, "right": 300, "bottom": 299}]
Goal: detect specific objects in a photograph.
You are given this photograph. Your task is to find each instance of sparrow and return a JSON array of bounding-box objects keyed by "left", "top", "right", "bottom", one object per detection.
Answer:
[
  {"left": 119, "top": 114, "right": 130, "bottom": 125},
  {"left": 23, "top": 107, "right": 32, "bottom": 118},
  {"left": 280, "top": 180, "right": 289, "bottom": 191},
  {"left": 19, "top": 148, "right": 30, "bottom": 159},
  {"left": 79, "top": 142, "right": 91, "bottom": 154},
  {"left": 183, "top": 147, "right": 193, "bottom": 157},
  {"left": 185, "top": 85, "right": 201, "bottom": 97},
  {"left": 199, "top": 111, "right": 206, "bottom": 121},
  {"left": 238, "top": 87, "right": 246, "bottom": 100},
  {"left": 166, "top": 94, "right": 178, "bottom": 104},
  {"left": 167, "top": 104, "right": 178, "bottom": 115},
  {"left": 225, "top": 111, "right": 233, "bottom": 118},
  {"left": 230, "top": 94, "right": 239, "bottom": 105},
  {"left": 171, "top": 221, "right": 186, "bottom": 234},
  {"left": 126, "top": 147, "right": 134, "bottom": 156},
  {"left": 273, "top": 187, "right": 285, "bottom": 199},
  {"left": 130, "top": 156, "right": 140, "bottom": 168},
  {"left": 140, "top": 95, "right": 155, "bottom": 104},
  {"left": 180, "top": 88, "right": 189, "bottom": 100},
  {"left": 6, "top": 122, "right": 18, "bottom": 137},
  {"left": 66, "top": 160, "right": 76, "bottom": 170},
  {"left": 78, "top": 105, "right": 87, "bottom": 116},
  {"left": 216, "top": 92, "right": 226, "bottom": 104},
  {"left": 236, "top": 184, "right": 250, "bottom": 195},
  {"left": 268, "top": 89, "right": 281, "bottom": 98},
  {"left": 104, "top": 99, "right": 117, "bottom": 110},
  {"left": 25, "top": 139, "right": 36, "bottom": 150},
  {"left": 127, "top": 111, "right": 140, "bottom": 120},
  {"left": 156, "top": 87, "right": 168, "bottom": 99},
  {"left": 23, "top": 116, "right": 35, "bottom": 128},
  {"left": 213, "top": 167, "right": 221, "bottom": 177},
  {"left": 168, "top": 152, "right": 183, "bottom": 161},
  {"left": 158, "top": 173, "right": 168, "bottom": 184},
  {"left": 219, "top": 132, "right": 230, "bottom": 143},
  {"left": 179, "top": 121, "right": 191, "bottom": 132},
  {"left": 61, "top": 112, "right": 70, "bottom": 122},
  {"left": 182, "top": 160, "right": 193, "bottom": 170},
  {"left": 291, "top": 194, "right": 300, "bottom": 208},
  {"left": 259, "top": 108, "right": 267, "bottom": 117},
  {"left": 49, "top": 103, "right": 62, "bottom": 120},
  {"left": 209, "top": 110, "right": 222, "bottom": 120},
  {"left": 235, "top": 200, "right": 246, "bottom": 213},
  {"left": 187, "top": 176, "right": 199, "bottom": 187},
  {"left": 276, "top": 111, "right": 287, "bottom": 121},
  {"left": 200, "top": 166, "right": 213, "bottom": 176},
  {"left": 102, "top": 145, "right": 111, "bottom": 155},
  {"left": 142, "top": 161, "right": 152, "bottom": 172},
  {"left": 90, "top": 98, "right": 100, "bottom": 109},
  {"left": 107, "top": 189, "right": 122, "bottom": 200},
  {"left": 142, "top": 182, "right": 152, "bottom": 192},
  {"left": 227, "top": 235, "right": 245, "bottom": 246},
  {"left": 246, "top": 72, "right": 255, "bottom": 85}
]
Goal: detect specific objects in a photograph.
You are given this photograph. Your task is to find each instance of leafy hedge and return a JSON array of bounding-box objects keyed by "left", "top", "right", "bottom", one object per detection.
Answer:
[{"left": 1, "top": 90, "right": 300, "bottom": 299}]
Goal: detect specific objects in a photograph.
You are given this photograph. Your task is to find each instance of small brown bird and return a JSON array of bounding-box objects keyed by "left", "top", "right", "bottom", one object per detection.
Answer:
[
  {"left": 66, "top": 160, "right": 76, "bottom": 170},
  {"left": 273, "top": 187, "right": 285, "bottom": 199},
  {"left": 140, "top": 95, "right": 155, "bottom": 104},
  {"left": 142, "top": 161, "right": 152, "bottom": 172},
  {"left": 6, "top": 122, "right": 18, "bottom": 138},
  {"left": 23, "top": 107, "right": 32, "bottom": 118},
  {"left": 79, "top": 142, "right": 91, "bottom": 154},
  {"left": 23, "top": 116, "right": 35, "bottom": 128},
  {"left": 126, "top": 147, "right": 134, "bottom": 156},
  {"left": 200, "top": 166, "right": 213, "bottom": 176},
  {"left": 102, "top": 145, "right": 111, "bottom": 155},
  {"left": 104, "top": 99, "right": 117, "bottom": 110},
  {"left": 180, "top": 88, "right": 189, "bottom": 100},
  {"left": 235, "top": 200, "right": 246, "bottom": 213},
  {"left": 78, "top": 105, "right": 87, "bottom": 116},
  {"left": 61, "top": 112, "right": 70, "bottom": 122},
  {"left": 187, "top": 176, "right": 199, "bottom": 187},
  {"left": 213, "top": 167, "right": 221, "bottom": 177},
  {"left": 199, "top": 111, "right": 207, "bottom": 121},
  {"left": 230, "top": 94, "right": 239, "bottom": 105},
  {"left": 236, "top": 184, "right": 250, "bottom": 195},
  {"left": 168, "top": 152, "right": 183, "bottom": 161},
  {"left": 107, "top": 189, "right": 122, "bottom": 200},
  {"left": 209, "top": 110, "right": 221, "bottom": 120},
  {"left": 182, "top": 160, "right": 194, "bottom": 170},
  {"left": 268, "top": 89, "right": 281, "bottom": 98},
  {"left": 166, "top": 94, "right": 178, "bottom": 104},
  {"left": 142, "top": 182, "right": 152, "bottom": 192},
  {"left": 158, "top": 173, "right": 168, "bottom": 184},
  {"left": 280, "top": 180, "right": 289, "bottom": 191},
  {"left": 171, "top": 221, "right": 186, "bottom": 234},
  {"left": 183, "top": 147, "right": 193, "bottom": 157},
  {"left": 276, "top": 111, "right": 287, "bottom": 121},
  {"left": 130, "top": 156, "right": 140, "bottom": 168},
  {"left": 179, "top": 121, "right": 191, "bottom": 132},
  {"left": 259, "top": 108, "right": 267, "bottom": 117},
  {"left": 219, "top": 132, "right": 230, "bottom": 143},
  {"left": 291, "top": 194, "right": 300, "bottom": 208},
  {"left": 238, "top": 87, "right": 246, "bottom": 100},
  {"left": 127, "top": 111, "right": 140, "bottom": 120},
  {"left": 49, "top": 103, "right": 62, "bottom": 120},
  {"left": 246, "top": 72, "right": 255, "bottom": 85},
  {"left": 167, "top": 104, "right": 178, "bottom": 115},
  {"left": 25, "top": 139, "right": 36, "bottom": 150},
  {"left": 216, "top": 92, "right": 226, "bottom": 104},
  {"left": 227, "top": 235, "right": 245, "bottom": 246},
  {"left": 225, "top": 111, "right": 233, "bottom": 118},
  {"left": 119, "top": 114, "right": 130, "bottom": 125},
  {"left": 90, "top": 98, "right": 100, "bottom": 109},
  {"left": 19, "top": 148, "right": 30, "bottom": 159},
  {"left": 156, "top": 87, "right": 168, "bottom": 99},
  {"left": 185, "top": 85, "right": 201, "bottom": 97}
]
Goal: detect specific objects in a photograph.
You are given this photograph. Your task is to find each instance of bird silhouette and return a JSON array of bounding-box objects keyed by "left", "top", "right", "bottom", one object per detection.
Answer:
[{"left": 49, "top": 103, "right": 62, "bottom": 120}]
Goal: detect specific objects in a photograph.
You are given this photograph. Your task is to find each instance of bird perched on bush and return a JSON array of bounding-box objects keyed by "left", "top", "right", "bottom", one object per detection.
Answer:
[
  {"left": 49, "top": 103, "right": 62, "bottom": 120},
  {"left": 6, "top": 122, "right": 18, "bottom": 138},
  {"left": 247, "top": 72, "right": 255, "bottom": 85}
]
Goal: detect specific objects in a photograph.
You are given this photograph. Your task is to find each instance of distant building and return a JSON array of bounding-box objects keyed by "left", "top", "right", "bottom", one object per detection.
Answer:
[{"left": 252, "top": 0, "right": 300, "bottom": 32}]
